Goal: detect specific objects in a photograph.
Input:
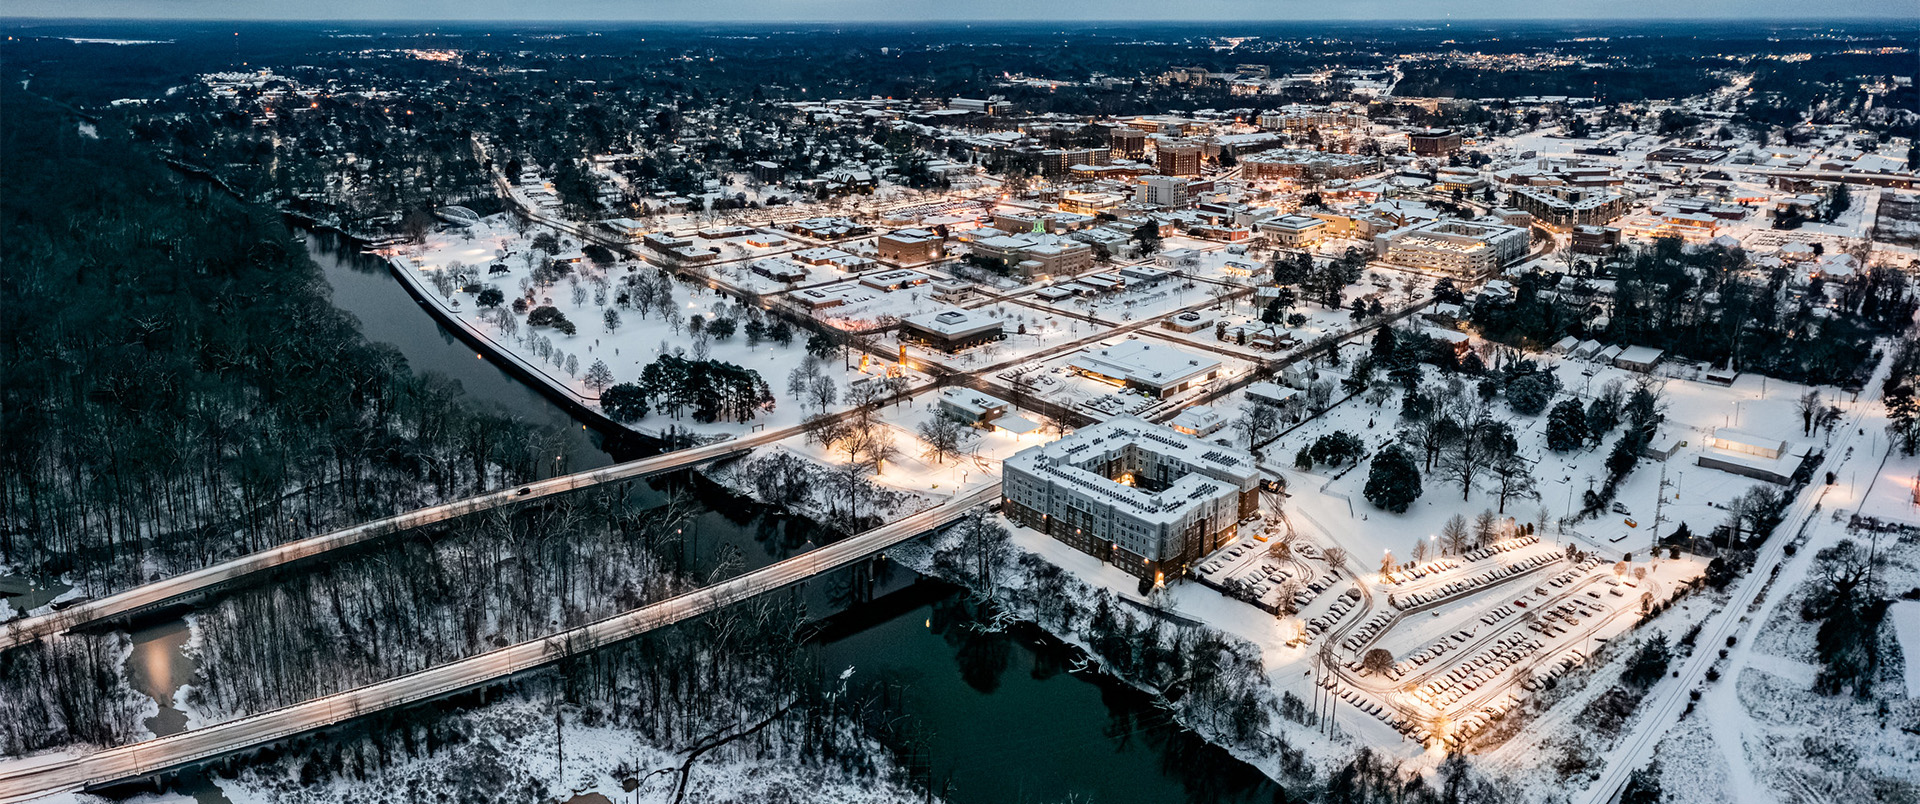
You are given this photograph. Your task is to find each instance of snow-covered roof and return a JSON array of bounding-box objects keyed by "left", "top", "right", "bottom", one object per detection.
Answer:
[{"left": 1068, "top": 339, "right": 1220, "bottom": 390}]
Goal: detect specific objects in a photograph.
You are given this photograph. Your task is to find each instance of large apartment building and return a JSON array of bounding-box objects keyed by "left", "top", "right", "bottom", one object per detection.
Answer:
[
  {"left": 1001, "top": 417, "right": 1259, "bottom": 580},
  {"left": 1511, "top": 186, "right": 1630, "bottom": 229},
  {"left": 1374, "top": 218, "right": 1529, "bottom": 277}
]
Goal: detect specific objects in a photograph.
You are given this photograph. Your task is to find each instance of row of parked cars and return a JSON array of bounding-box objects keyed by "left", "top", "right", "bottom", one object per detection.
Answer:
[
  {"left": 1300, "top": 587, "right": 1363, "bottom": 643},
  {"left": 1547, "top": 556, "right": 1606, "bottom": 588},
  {"left": 1381, "top": 534, "right": 1542, "bottom": 587},
  {"left": 1381, "top": 556, "right": 1463, "bottom": 585},
  {"left": 1521, "top": 647, "right": 1590, "bottom": 691},
  {"left": 1414, "top": 631, "right": 1544, "bottom": 709},
  {"left": 1389, "top": 633, "right": 1466, "bottom": 680},
  {"left": 1530, "top": 596, "right": 1608, "bottom": 638},
  {"left": 1435, "top": 692, "right": 1526, "bottom": 750},
  {"left": 1318, "top": 677, "right": 1421, "bottom": 742},
  {"left": 1341, "top": 610, "right": 1397, "bottom": 653},
  {"left": 1387, "top": 551, "right": 1560, "bottom": 610}
]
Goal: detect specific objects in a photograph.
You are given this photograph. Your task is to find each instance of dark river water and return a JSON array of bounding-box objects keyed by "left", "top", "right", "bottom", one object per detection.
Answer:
[{"left": 112, "top": 231, "right": 1282, "bottom": 804}]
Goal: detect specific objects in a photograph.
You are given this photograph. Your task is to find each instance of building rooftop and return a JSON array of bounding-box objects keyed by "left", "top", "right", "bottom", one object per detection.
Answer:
[
  {"left": 1069, "top": 339, "right": 1221, "bottom": 389},
  {"left": 901, "top": 306, "right": 1003, "bottom": 337}
]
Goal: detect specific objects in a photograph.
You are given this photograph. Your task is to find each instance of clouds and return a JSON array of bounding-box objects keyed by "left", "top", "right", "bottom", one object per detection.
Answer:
[{"left": 5, "top": 0, "right": 1911, "bottom": 20}]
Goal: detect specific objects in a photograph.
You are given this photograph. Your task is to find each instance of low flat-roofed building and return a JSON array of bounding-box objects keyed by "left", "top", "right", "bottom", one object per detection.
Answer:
[
  {"left": 1613, "top": 345, "right": 1665, "bottom": 373},
  {"left": 749, "top": 258, "right": 810, "bottom": 283},
  {"left": 1170, "top": 405, "right": 1229, "bottom": 437},
  {"left": 1697, "top": 427, "right": 1807, "bottom": 485},
  {"left": 937, "top": 387, "right": 1010, "bottom": 428},
  {"left": 930, "top": 279, "right": 974, "bottom": 303},
  {"left": 601, "top": 217, "right": 649, "bottom": 242},
  {"left": 971, "top": 232, "right": 1095, "bottom": 279},
  {"left": 1001, "top": 416, "right": 1259, "bottom": 580},
  {"left": 1068, "top": 339, "right": 1221, "bottom": 398},
  {"left": 792, "top": 286, "right": 851, "bottom": 310},
  {"left": 899, "top": 307, "right": 1006, "bottom": 353},
  {"left": 859, "top": 269, "right": 933, "bottom": 291},
  {"left": 1162, "top": 310, "right": 1216, "bottom": 333},
  {"left": 794, "top": 247, "right": 857, "bottom": 267}
]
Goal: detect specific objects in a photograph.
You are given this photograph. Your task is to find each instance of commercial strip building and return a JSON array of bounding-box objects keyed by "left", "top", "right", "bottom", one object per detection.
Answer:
[
  {"left": 1001, "top": 416, "right": 1260, "bottom": 580},
  {"left": 1374, "top": 218, "right": 1529, "bottom": 278},
  {"left": 1696, "top": 427, "right": 1810, "bottom": 485}
]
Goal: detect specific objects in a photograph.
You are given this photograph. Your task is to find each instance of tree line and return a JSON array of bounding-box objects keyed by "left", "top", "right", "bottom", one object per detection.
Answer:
[{"left": 0, "top": 90, "right": 544, "bottom": 597}]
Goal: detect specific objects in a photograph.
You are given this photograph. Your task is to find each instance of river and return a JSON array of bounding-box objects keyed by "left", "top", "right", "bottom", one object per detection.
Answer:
[{"left": 113, "top": 230, "right": 1279, "bottom": 804}]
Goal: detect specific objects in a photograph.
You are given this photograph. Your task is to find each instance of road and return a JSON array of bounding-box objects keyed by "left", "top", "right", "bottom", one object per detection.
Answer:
[
  {"left": 0, "top": 435, "right": 770, "bottom": 653},
  {"left": 1573, "top": 348, "right": 1895, "bottom": 804},
  {"left": 0, "top": 485, "right": 999, "bottom": 804}
]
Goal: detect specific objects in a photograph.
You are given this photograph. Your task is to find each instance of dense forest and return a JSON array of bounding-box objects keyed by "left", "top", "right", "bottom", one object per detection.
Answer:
[{"left": 0, "top": 89, "right": 550, "bottom": 595}]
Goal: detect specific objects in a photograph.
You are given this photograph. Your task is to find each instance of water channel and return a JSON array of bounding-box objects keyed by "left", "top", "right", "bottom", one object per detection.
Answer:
[{"left": 103, "top": 230, "right": 1280, "bottom": 804}]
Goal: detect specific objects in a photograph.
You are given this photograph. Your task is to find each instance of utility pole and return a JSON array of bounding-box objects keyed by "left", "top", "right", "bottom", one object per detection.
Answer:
[{"left": 1651, "top": 464, "right": 1671, "bottom": 543}]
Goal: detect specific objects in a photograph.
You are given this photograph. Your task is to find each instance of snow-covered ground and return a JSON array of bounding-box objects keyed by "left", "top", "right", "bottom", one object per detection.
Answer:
[
  {"left": 384, "top": 215, "right": 935, "bottom": 440},
  {"left": 51, "top": 696, "right": 925, "bottom": 804}
]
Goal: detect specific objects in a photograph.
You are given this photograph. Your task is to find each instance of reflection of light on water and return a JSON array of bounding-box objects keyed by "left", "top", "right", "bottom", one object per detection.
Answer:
[{"left": 140, "top": 636, "right": 175, "bottom": 692}]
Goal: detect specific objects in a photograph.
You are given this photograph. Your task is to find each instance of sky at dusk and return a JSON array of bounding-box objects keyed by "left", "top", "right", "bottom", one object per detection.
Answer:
[{"left": 5, "top": 0, "right": 1915, "bottom": 21}]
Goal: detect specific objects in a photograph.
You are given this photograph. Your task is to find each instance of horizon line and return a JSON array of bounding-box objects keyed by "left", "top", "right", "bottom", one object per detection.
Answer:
[{"left": 5, "top": 15, "right": 1917, "bottom": 24}]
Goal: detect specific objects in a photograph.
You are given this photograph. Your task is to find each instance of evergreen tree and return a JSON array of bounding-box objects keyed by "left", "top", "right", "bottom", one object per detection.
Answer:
[
  {"left": 1363, "top": 446, "right": 1423, "bottom": 514},
  {"left": 1546, "top": 399, "right": 1590, "bottom": 452}
]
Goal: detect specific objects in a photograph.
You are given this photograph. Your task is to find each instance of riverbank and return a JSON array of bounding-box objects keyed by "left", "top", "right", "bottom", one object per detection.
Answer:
[{"left": 885, "top": 515, "right": 1318, "bottom": 793}]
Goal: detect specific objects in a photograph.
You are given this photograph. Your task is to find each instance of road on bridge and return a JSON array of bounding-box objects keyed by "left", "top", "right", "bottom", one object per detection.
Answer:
[
  {"left": 0, "top": 434, "right": 770, "bottom": 653},
  {"left": 0, "top": 484, "right": 1000, "bottom": 804}
]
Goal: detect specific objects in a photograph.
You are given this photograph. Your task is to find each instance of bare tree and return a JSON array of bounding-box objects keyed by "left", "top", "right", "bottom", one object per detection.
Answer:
[
  {"left": 1490, "top": 451, "right": 1537, "bottom": 514},
  {"left": 1441, "top": 513, "right": 1470, "bottom": 555},
  {"left": 1233, "top": 401, "right": 1281, "bottom": 450},
  {"left": 917, "top": 416, "right": 966, "bottom": 465},
  {"left": 807, "top": 374, "right": 838, "bottom": 413},
  {"left": 1797, "top": 389, "right": 1823, "bottom": 436},
  {"left": 1472, "top": 509, "right": 1499, "bottom": 548}
]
